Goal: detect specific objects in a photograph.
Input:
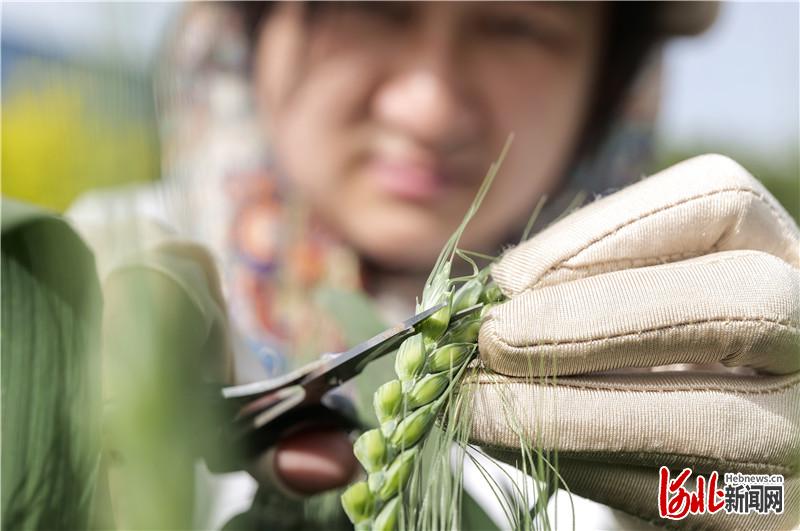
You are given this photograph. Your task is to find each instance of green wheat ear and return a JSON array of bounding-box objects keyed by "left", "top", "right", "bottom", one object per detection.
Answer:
[{"left": 341, "top": 138, "right": 512, "bottom": 530}]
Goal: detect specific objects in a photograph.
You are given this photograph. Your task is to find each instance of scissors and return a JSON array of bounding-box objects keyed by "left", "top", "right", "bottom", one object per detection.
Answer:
[{"left": 206, "top": 302, "right": 480, "bottom": 472}]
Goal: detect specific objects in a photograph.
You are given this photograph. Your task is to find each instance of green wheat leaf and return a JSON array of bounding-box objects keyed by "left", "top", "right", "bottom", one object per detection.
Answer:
[{"left": 2, "top": 199, "right": 103, "bottom": 530}]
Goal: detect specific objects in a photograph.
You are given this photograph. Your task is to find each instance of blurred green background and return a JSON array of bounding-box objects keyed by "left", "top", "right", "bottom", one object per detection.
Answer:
[{"left": 2, "top": 54, "right": 160, "bottom": 211}]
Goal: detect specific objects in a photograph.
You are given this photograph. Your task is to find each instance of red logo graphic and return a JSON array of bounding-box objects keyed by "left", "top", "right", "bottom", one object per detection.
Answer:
[{"left": 658, "top": 466, "right": 725, "bottom": 519}]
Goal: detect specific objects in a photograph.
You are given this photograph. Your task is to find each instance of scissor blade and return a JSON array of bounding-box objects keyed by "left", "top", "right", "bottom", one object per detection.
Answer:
[
  {"left": 311, "top": 302, "right": 446, "bottom": 388},
  {"left": 221, "top": 360, "right": 324, "bottom": 400}
]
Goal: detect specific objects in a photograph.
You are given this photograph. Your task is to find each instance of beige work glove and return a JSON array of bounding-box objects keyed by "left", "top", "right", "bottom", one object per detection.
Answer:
[{"left": 471, "top": 154, "right": 799, "bottom": 530}]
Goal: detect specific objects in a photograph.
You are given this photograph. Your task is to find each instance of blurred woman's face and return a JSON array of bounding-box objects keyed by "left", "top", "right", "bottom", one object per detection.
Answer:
[{"left": 254, "top": 2, "right": 605, "bottom": 271}]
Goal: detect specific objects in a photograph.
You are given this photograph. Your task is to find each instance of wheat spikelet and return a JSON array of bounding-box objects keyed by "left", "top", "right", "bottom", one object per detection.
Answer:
[{"left": 341, "top": 138, "right": 514, "bottom": 530}]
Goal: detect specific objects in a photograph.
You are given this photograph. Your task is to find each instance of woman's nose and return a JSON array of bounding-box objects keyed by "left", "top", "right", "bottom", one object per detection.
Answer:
[{"left": 371, "top": 35, "right": 480, "bottom": 151}]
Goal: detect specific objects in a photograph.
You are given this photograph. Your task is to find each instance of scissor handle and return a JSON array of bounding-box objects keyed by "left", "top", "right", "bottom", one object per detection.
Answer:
[{"left": 205, "top": 400, "right": 362, "bottom": 473}]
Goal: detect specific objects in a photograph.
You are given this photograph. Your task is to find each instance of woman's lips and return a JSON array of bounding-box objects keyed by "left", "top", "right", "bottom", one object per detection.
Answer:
[{"left": 369, "top": 158, "right": 450, "bottom": 202}]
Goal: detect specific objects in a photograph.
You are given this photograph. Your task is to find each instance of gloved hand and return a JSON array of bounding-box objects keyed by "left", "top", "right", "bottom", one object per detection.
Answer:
[{"left": 471, "top": 154, "right": 799, "bottom": 529}]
